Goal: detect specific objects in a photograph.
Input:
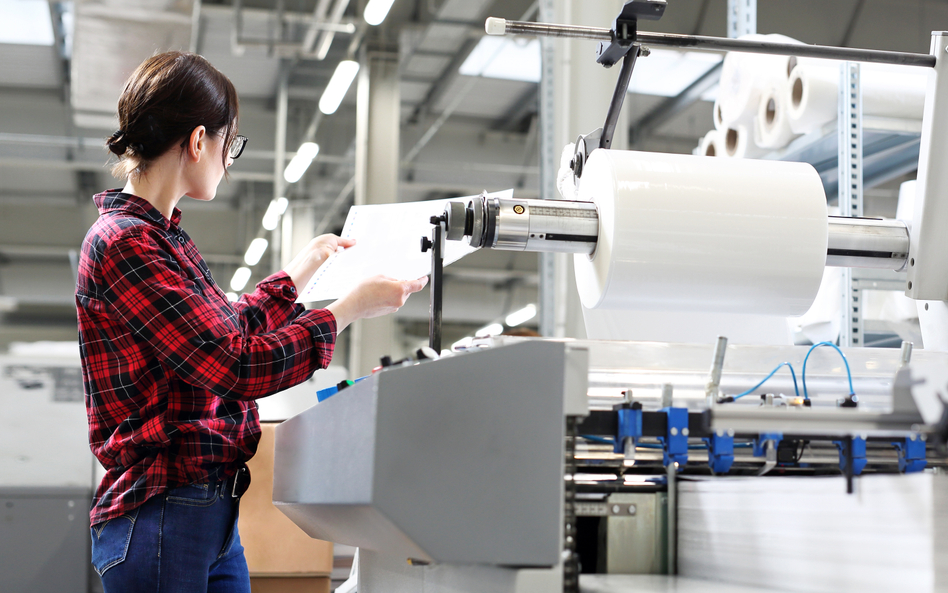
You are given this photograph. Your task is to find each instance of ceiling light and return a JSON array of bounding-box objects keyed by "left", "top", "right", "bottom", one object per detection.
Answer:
[
  {"left": 319, "top": 60, "right": 360, "bottom": 115},
  {"left": 244, "top": 238, "right": 269, "bottom": 266},
  {"left": 625, "top": 49, "right": 722, "bottom": 97},
  {"left": 230, "top": 267, "right": 252, "bottom": 292},
  {"left": 459, "top": 38, "right": 720, "bottom": 99},
  {"left": 363, "top": 0, "right": 396, "bottom": 26},
  {"left": 459, "top": 36, "right": 541, "bottom": 82},
  {"left": 0, "top": 0, "right": 55, "bottom": 46},
  {"left": 505, "top": 304, "right": 537, "bottom": 327},
  {"left": 283, "top": 142, "right": 319, "bottom": 183},
  {"left": 262, "top": 197, "right": 289, "bottom": 230},
  {"left": 474, "top": 323, "right": 504, "bottom": 338}
]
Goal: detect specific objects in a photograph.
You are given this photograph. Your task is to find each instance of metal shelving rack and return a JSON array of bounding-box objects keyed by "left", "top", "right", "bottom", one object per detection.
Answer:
[{"left": 764, "top": 64, "right": 921, "bottom": 348}]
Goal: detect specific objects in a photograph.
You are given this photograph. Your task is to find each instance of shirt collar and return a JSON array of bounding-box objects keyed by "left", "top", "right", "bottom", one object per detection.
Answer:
[{"left": 93, "top": 190, "right": 182, "bottom": 230}]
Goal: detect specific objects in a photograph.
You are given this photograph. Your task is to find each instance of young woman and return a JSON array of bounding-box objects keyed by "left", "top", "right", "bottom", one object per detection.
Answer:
[{"left": 76, "top": 51, "right": 426, "bottom": 592}]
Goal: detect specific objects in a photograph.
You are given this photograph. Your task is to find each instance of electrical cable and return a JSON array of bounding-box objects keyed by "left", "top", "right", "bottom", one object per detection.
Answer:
[
  {"left": 801, "top": 341, "right": 855, "bottom": 399},
  {"left": 728, "top": 361, "right": 801, "bottom": 401}
]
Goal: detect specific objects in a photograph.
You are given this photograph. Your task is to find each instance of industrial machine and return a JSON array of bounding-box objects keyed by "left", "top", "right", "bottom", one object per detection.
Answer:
[{"left": 273, "top": 2, "right": 948, "bottom": 591}]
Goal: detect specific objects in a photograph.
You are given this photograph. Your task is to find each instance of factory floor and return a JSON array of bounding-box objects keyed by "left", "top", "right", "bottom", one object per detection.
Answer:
[{"left": 581, "top": 574, "right": 782, "bottom": 592}]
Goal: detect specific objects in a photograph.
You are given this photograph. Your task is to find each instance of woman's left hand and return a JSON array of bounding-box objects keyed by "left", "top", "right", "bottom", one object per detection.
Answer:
[{"left": 283, "top": 234, "right": 356, "bottom": 290}]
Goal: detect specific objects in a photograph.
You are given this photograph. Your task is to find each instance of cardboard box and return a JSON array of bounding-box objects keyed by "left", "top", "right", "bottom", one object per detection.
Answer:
[
  {"left": 240, "top": 422, "right": 333, "bottom": 576},
  {"left": 250, "top": 576, "right": 331, "bottom": 593}
]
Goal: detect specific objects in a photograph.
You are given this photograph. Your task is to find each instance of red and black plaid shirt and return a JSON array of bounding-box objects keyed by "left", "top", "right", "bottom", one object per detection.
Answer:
[{"left": 77, "top": 190, "right": 336, "bottom": 525}]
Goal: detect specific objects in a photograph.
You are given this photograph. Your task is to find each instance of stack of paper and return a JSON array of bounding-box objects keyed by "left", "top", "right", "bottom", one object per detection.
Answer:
[
  {"left": 677, "top": 473, "right": 948, "bottom": 592},
  {"left": 297, "top": 191, "right": 512, "bottom": 303}
]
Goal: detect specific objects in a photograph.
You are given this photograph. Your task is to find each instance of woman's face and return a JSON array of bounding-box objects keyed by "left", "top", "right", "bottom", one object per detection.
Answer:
[{"left": 185, "top": 129, "right": 234, "bottom": 202}]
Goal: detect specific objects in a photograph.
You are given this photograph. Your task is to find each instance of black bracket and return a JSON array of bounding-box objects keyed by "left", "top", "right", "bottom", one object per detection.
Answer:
[
  {"left": 421, "top": 214, "right": 446, "bottom": 352},
  {"left": 596, "top": 0, "right": 666, "bottom": 67}
]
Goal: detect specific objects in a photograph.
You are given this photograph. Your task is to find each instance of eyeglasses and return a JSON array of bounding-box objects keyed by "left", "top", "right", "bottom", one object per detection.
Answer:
[{"left": 228, "top": 135, "right": 248, "bottom": 160}]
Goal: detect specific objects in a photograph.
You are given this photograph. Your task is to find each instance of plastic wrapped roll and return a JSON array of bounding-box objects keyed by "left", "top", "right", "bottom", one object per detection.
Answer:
[
  {"left": 573, "top": 150, "right": 828, "bottom": 315},
  {"left": 723, "top": 124, "right": 767, "bottom": 159},
  {"left": 756, "top": 80, "right": 798, "bottom": 149},
  {"left": 717, "top": 34, "right": 802, "bottom": 128},
  {"left": 787, "top": 62, "right": 927, "bottom": 135}
]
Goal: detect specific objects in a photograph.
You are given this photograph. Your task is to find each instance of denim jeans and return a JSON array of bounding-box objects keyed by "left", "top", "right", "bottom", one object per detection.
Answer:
[{"left": 90, "top": 481, "right": 250, "bottom": 593}]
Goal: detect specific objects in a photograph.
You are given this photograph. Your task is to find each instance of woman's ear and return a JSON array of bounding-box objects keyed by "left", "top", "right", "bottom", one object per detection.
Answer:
[{"left": 186, "top": 125, "right": 207, "bottom": 162}]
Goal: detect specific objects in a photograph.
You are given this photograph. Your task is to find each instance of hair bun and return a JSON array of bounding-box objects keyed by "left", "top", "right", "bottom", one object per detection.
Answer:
[{"left": 107, "top": 130, "right": 129, "bottom": 156}]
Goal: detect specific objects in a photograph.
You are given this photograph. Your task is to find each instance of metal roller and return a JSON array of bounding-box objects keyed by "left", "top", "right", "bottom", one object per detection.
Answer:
[{"left": 444, "top": 196, "right": 911, "bottom": 271}]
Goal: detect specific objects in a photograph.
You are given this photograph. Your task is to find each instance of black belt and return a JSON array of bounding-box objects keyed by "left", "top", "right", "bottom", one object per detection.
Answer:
[{"left": 222, "top": 466, "right": 251, "bottom": 498}]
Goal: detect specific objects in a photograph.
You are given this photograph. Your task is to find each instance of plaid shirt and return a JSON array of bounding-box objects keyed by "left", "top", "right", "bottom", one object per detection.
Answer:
[{"left": 77, "top": 190, "right": 336, "bottom": 525}]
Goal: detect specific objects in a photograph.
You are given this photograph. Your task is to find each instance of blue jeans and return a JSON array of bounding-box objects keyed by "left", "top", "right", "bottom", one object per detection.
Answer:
[{"left": 90, "top": 481, "right": 250, "bottom": 593}]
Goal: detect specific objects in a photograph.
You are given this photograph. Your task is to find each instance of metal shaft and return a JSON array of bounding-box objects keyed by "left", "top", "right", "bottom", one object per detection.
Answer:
[
  {"left": 493, "top": 19, "right": 936, "bottom": 68},
  {"left": 826, "top": 216, "right": 910, "bottom": 270}
]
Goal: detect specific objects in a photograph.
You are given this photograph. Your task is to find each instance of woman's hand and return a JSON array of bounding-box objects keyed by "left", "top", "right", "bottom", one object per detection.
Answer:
[
  {"left": 283, "top": 234, "right": 356, "bottom": 291},
  {"left": 327, "top": 275, "right": 428, "bottom": 332}
]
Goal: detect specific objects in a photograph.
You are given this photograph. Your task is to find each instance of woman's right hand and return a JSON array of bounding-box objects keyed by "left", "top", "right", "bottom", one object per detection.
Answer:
[{"left": 326, "top": 274, "right": 428, "bottom": 332}]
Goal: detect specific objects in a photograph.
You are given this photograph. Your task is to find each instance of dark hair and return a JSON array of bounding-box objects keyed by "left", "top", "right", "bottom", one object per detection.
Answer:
[{"left": 106, "top": 51, "right": 239, "bottom": 178}]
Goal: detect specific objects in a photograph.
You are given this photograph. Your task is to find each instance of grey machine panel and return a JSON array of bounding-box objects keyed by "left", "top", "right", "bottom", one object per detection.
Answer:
[
  {"left": 273, "top": 340, "right": 588, "bottom": 567},
  {"left": 0, "top": 487, "right": 92, "bottom": 593}
]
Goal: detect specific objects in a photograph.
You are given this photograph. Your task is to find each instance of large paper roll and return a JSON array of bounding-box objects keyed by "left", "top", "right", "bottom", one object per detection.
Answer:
[
  {"left": 788, "top": 62, "right": 928, "bottom": 135},
  {"left": 700, "top": 128, "right": 726, "bottom": 157},
  {"left": 756, "top": 80, "right": 798, "bottom": 149},
  {"left": 724, "top": 124, "right": 767, "bottom": 159},
  {"left": 717, "top": 34, "right": 802, "bottom": 128},
  {"left": 573, "top": 150, "right": 828, "bottom": 316}
]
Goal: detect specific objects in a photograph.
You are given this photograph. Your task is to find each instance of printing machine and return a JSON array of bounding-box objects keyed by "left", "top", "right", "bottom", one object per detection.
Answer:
[{"left": 273, "top": 2, "right": 948, "bottom": 591}]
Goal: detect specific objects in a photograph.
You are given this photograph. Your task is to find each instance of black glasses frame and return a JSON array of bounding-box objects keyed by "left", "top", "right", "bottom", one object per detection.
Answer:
[{"left": 229, "top": 135, "right": 248, "bottom": 160}]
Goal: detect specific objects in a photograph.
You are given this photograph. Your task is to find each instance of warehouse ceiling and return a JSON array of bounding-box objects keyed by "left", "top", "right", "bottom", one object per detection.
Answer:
[{"left": 0, "top": 0, "right": 944, "bottom": 349}]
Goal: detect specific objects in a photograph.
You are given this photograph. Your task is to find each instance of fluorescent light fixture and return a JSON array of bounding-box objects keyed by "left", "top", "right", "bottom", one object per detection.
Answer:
[
  {"left": 225, "top": 292, "right": 239, "bottom": 302},
  {"left": 244, "top": 238, "right": 269, "bottom": 266},
  {"left": 283, "top": 143, "right": 319, "bottom": 183},
  {"left": 459, "top": 38, "right": 720, "bottom": 99},
  {"left": 0, "top": 0, "right": 55, "bottom": 46},
  {"left": 319, "top": 60, "right": 360, "bottom": 115},
  {"left": 459, "top": 36, "right": 541, "bottom": 82},
  {"left": 505, "top": 304, "right": 537, "bottom": 327},
  {"left": 230, "top": 267, "right": 252, "bottom": 292},
  {"left": 474, "top": 323, "right": 503, "bottom": 338},
  {"left": 261, "top": 197, "right": 289, "bottom": 231},
  {"left": 626, "top": 49, "right": 722, "bottom": 97},
  {"left": 363, "top": 0, "right": 396, "bottom": 26}
]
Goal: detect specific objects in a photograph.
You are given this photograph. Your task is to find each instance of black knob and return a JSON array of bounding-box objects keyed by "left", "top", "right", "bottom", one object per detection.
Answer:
[
  {"left": 420, "top": 236, "right": 432, "bottom": 252},
  {"left": 380, "top": 355, "right": 393, "bottom": 367}
]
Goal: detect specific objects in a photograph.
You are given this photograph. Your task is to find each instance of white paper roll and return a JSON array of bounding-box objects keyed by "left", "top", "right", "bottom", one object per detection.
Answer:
[
  {"left": 723, "top": 124, "right": 767, "bottom": 159},
  {"left": 756, "top": 80, "right": 798, "bottom": 149},
  {"left": 717, "top": 34, "right": 802, "bottom": 128},
  {"left": 701, "top": 128, "right": 726, "bottom": 157},
  {"left": 787, "top": 62, "right": 928, "bottom": 135},
  {"left": 713, "top": 96, "right": 726, "bottom": 130},
  {"left": 573, "top": 150, "right": 828, "bottom": 316}
]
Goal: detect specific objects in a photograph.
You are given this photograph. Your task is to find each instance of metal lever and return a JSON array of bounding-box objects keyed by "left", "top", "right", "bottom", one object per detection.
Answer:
[{"left": 421, "top": 215, "right": 446, "bottom": 352}]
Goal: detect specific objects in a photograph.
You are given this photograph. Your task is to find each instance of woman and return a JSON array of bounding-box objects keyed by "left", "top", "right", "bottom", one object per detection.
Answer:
[{"left": 76, "top": 51, "right": 426, "bottom": 592}]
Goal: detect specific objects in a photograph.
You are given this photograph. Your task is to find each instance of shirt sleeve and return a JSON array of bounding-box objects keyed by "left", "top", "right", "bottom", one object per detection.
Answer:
[
  {"left": 100, "top": 228, "right": 336, "bottom": 401},
  {"left": 229, "top": 271, "right": 306, "bottom": 336}
]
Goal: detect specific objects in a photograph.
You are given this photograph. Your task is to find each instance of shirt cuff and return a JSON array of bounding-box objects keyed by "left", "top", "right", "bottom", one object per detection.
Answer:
[
  {"left": 293, "top": 308, "right": 337, "bottom": 369},
  {"left": 255, "top": 271, "right": 300, "bottom": 302}
]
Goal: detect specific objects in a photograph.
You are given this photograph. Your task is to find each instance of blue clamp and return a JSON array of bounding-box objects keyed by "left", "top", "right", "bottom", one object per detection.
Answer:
[
  {"left": 658, "top": 407, "right": 689, "bottom": 468},
  {"left": 703, "top": 432, "right": 734, "bottom": 474},
  {"left": 893, "top": 436, "right": 927, "bottom": 473},
  {"left": 316, "top": 377, "right": 367, "bottom": 402},
  {"left": 833, "top": 437, "right": 867, "bottom": 475},
  {"left": 753, "top": 433, "right": 783, "bottom": 458},
  {"left": 613, "top": 406, "right": 643, "bottom": 455}
]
